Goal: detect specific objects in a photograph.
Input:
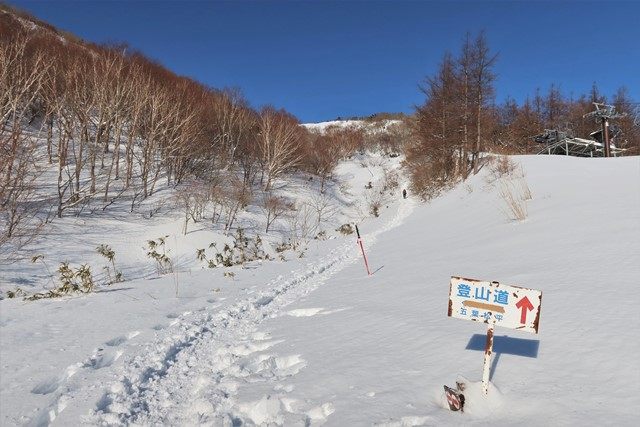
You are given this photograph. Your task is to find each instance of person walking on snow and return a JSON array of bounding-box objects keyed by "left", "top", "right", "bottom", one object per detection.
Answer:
[{"left": 402, "top": 189, "right": 407, "bottom": 199}]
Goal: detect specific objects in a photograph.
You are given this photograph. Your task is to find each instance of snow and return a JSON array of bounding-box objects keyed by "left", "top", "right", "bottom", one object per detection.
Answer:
[
  {"left": 1, "top": 154, "right": 639, "bottom": 426},
  {"left": 1, "top": 150, "right": 397, "bottom": 296},
  {"left": 302, "top": 119, "right": 402, "bottom": 134}
]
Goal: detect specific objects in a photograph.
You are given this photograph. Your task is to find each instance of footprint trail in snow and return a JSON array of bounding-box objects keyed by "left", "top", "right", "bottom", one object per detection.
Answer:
[{"left": 94, "top": 198, "right": 415, "bottom": 425}]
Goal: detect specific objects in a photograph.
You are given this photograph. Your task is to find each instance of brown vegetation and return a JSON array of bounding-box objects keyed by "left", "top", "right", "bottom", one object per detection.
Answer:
[
  {"left": 408, "top": 31, "right": 638, "bottom": 200},
  {"left": 2, "top": 9, "right": 391, "bottom": 258}
]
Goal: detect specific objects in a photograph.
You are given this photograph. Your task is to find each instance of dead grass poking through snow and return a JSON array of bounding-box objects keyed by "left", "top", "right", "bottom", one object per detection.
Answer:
[
  {"left": 486, "top": 155, "right": 532, "bottom": 221},
  {"left": 498, "top": 178, "right": 530, "bottom": 221},
  {"left": 518, "top": 177, "right": 532, "bottom": 201},
  {"left": 486, "top": 155, "right": 518, "bottom": 183}
]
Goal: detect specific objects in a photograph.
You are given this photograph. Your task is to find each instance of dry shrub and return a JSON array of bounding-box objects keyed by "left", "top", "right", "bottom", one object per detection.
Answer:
[
  {"left": 498, "top": 179, "right": 528, "bottom": 221},
  {"left": 287, "top": 202, "right": 315, "bottom": 248},
  {"left": 336, "top": 223, "right": 354, "bottom": 235},
  {"left": 405, "top": 157, "right": 453, "bottom": 200},
  {"left": 487, "top": 155, "right": 517, "bottom": 183},
  {"left": 288, "top": 191, "right": 337, "bottom": 244},
  {"left": 325, "top": 125, "right": 365, "bottom": 156},
  {"left": 261, "top": 193, "right": 294, "bottom": 233},
  {"left": 518, "top": 178, "right": 532, "bottom": 201},
  {"left": 214, "top": 177, "right": 252, "bottom": 232},
  {"left": 369, "top": 200, "right": 382, "bottom": 217},
  {"left": 173, "top": 180, "right": 209, "bottom": 235},
  {"left": 381, "top": 169, "right": 400, "bottom": 194}
]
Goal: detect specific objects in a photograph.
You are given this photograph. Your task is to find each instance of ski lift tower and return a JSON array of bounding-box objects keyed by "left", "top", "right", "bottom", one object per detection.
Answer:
[{"left": 584, "top": 103, "right": 626, "bottom": 157}]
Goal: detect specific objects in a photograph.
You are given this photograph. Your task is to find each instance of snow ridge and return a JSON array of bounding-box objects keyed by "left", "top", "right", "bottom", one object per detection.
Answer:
[{"left": 94, "top": 198, "right": 415, "bottom": 425}]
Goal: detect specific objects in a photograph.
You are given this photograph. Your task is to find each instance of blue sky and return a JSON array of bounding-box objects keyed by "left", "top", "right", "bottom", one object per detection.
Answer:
[{"left": 10, "top": 0, "right": 640, "bottom": 122}]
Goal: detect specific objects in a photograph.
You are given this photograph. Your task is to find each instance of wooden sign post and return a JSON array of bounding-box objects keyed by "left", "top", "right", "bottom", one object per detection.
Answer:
[{"left": 447, "top": 276, "right": 542, "bottom": 395}]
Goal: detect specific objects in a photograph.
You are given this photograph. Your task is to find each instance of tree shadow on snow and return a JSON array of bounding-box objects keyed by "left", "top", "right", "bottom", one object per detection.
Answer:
[{"left": 465, "top": 334, "right": 540, "bottom": 381}]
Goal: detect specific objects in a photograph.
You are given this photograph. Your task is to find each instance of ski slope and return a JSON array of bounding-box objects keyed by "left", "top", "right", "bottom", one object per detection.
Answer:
[{"left": 1, "top": 154, "right": 639, "bottom": 426}]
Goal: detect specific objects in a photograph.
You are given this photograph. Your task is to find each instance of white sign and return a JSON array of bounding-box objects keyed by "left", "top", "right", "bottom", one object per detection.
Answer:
[{"left": 448, "top": 276, "right": 542, "bottom": 334}]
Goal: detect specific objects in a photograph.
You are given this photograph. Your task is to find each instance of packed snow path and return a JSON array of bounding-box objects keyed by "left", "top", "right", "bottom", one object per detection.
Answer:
[
  {"left": 1, "top": 151, "right": 407, "bottom": 426},
  {"left": 93, "top": 199, "right": 415, "bottom": 425}
]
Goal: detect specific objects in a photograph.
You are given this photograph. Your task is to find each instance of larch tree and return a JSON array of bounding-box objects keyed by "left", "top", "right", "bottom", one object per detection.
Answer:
[{"left": 470, "top": 31, "right": 497, "bottom": 174}]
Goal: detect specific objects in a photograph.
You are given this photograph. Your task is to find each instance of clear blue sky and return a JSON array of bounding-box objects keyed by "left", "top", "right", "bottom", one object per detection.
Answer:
[{"left": 10, "top": 0, "right": 640, "bottom": 122}]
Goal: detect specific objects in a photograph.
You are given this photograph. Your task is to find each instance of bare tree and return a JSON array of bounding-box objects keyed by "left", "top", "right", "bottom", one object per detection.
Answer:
[
  {"left": 209, "top": 88, "right": 257, "bottom": 166},
  {"left": 0, "top": 27, "right": 48, "bottom": 258},
  {"left": 218, "top": 176, "right": 251, "bottom": 233},
  {"left": 173, "top": 180, "right": 209, "bottom": 235},
  {"left": 308, "top": 191, "right": 337, "bottom": 230},
  {"left": 261, "top": 193, "right": 293, "bottom": 233},
  {"left": 258, "top": 106, "right": 304, "bottom": 190},
  {"left": 470, "top": 31, "right": 497, "bottom": 174},
  {"left": 300, "top": 132, "right": 341, "bottom": 192}
]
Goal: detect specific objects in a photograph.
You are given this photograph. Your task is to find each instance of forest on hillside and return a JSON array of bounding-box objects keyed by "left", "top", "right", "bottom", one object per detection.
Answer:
[
  {"left": 0, "top": 6, "right": 404, "bottom": 261},
  {"left": 1, "top": 5, "right": 638, "bottom": 260},
  {"left": 407, "top": 32, "right": 639, "bottom": 197}
]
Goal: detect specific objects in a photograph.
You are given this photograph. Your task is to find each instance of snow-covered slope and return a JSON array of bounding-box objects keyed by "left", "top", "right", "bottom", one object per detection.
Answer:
[
  {"left": 1, "top": 155, "right": 639, "bottom": 426},
  {"left": 302, "top": 119, "right": 402, "bottom": 134},
  {"left": 1, "top": 151, "right": 400, "bottom": 297},
  {"left": 222, "top": 155, "right": 640, "bottom": 425},
  {"left": 0, "top": 150, "right": 407, "bottom": 425}
]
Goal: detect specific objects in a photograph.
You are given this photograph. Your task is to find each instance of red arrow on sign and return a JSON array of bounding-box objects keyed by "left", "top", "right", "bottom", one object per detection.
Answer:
[{"left": 515, "top": 296, "right": 534, "bottom": 324}]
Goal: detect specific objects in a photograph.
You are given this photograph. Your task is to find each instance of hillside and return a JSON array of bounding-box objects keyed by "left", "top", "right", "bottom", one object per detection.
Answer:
[
  {"left": 3, "top": 5, "right": 412, "bottom": 285},
  {"left": 1, "top": 145, "right": 403, "bottom": 296},
  {"left": 302, "top": 119, "right": 402, "bottom": 134},
  {"left": 2, "top": 3, "right": 639, "bottom": 426},
  {"left": 1, "top": 154, "right": 638, "bottom": 425}
]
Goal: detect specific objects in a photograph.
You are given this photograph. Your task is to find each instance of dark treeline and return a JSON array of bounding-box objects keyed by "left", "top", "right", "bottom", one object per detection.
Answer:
[{"left": 407, "top": 31, "right": 639, "bottom": 198}]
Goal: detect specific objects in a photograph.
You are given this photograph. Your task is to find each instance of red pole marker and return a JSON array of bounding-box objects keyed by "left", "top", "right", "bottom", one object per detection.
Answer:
[{"left": 355, "top": 224, "right": 371, "bottom": 276}]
